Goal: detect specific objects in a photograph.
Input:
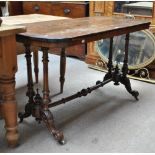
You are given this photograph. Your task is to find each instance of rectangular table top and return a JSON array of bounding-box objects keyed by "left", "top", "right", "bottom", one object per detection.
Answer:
[
  {"left": 17, "top": 16, "right": 150, "bottom": 43},
  {"left": 2, "top": 14, "right": 151, "bottom": 47}
]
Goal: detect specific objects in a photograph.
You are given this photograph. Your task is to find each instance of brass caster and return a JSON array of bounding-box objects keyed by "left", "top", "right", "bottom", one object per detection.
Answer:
[{"left": 58, "top": 139, "right": 66, "bottom": 145}]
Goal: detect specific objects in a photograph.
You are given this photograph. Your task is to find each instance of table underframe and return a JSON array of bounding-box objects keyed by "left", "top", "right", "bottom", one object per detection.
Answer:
[{"left": 17, "top": 33, "right": 139, "bottom": 144}]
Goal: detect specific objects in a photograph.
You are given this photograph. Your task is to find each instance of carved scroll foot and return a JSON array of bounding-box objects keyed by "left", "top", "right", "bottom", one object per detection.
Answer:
[
  {"left": 104, "top": 72, "right": 112, "bottom": 81},
  {"left": 41, "top": 109, "right": 65, "bottom": 144},
  {"left": 18, "top": 103, "right": 33, "bottom": 123},
  {"left": 130, "top": 90, "right": 139, "bottom": 100},
  {"left": 120, "top": 76, "right": 139, "bottom": 100}
]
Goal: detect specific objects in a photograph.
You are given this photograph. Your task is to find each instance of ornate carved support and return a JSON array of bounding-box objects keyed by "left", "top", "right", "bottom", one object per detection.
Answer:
[
  {"left": 41, "top": 47, "right": 65, "bottom": 144},
  {"left": 120, "top": 34, "right": 139, "bottom": 100},
  {"left": 60, "top": 48, "right": 66, "bottom": 93},
  {"left": 120, "top": 76, "right": 139, "bottom": 100},
  {"left": 0, "top": 77, "right": 19, "bottom": 147},
  {"left": 18, "top": 45, "right": 65, "bottom": 144},
  {"left": 41, "top": 109, "right": 65, "bottom": 144},
  {"left": 107, "top": 37, "right": 114, "bottom": 74},
  {"left": 42, "top": 47, "right": 51, "bottom": 105},
  {"left": 18, "top": 43, "right": 35, "bottom": 122},
  {"left": 17, "top": 43, "right": 64, "bottom": 142},
  {"left": 95, "top": 34, "right": 139, "bottom": 100},
  {"left": 104, "top": 37, "right": 113, "bottom": 81},
  {"left": 122, "top": 34, "right": 129, "bottom": 77}
]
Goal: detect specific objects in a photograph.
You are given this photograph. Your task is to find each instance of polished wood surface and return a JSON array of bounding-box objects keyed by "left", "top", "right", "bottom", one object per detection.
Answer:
[
  {"left": 0, "top": 25, "right": 26, "bottom": 74},
  {"left": 3, "top": 15, "right": 149, "bottom": 44},
  {"left": 0, "top": 24, "right": 26, "bottom": 147},
  {"left": 15, "top": 16, "right": 150, "bottom": 47}
]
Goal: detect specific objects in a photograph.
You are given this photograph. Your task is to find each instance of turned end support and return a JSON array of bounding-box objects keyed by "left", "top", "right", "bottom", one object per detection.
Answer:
[{"left": 5, "top": 126, "right": 19, "bottom": 147}]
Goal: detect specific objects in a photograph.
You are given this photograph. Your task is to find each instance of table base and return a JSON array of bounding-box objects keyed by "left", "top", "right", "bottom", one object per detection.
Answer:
[
  {"left": 18, "top": 65, "right": 139, "bottom": 144},
  {"left": 18, "top": 33, "right": 139, "bottom": 145}
]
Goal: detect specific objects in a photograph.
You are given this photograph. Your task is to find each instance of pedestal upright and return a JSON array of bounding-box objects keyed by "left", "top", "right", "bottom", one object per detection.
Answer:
[{"left": 0, "top": 20, "right": 25, "bottom": 147}]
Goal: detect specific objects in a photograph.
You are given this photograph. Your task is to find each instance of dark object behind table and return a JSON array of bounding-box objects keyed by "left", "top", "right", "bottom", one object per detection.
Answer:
[{"left": 0, "top": 1, "right": 6, "bottom": 25}]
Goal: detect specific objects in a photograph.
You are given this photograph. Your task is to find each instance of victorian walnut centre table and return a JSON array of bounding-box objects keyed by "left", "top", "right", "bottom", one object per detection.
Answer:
[{"left": 1, "top": 14, "right": 150, "bottom": 146}]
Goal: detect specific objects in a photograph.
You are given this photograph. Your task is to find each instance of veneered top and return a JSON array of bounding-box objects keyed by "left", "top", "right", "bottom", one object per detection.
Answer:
[{"left": 15, "top": 16, "right": 150, "bottom": 43}]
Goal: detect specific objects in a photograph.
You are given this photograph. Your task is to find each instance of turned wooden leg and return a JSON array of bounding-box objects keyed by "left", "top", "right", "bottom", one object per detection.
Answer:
[
  {"left": 0, "top": 77, "right": 19, "bottom": 147},
  {"left": 60, "top": 48, "right": 66, "bottom": 93},
  {"left": 120, "top": 34, "right": 139, "bottom": 100},
  {"left": 122, "top": 34, "right": 129, "bottom": 77},
  {"left": 41, "top": 47, "right": 65, "bottom": 144},
  {"left": 18, "top": 43, "right": 35, "bottom": 122},
  {"left": 0, "top": 34, "right": 23, "bottom": 147},
  {"left": 33, "top": 50, "right": 39, "bottom": 84},
  {"left": 42, "top": 47, "right": 50, "bottom": 103},
  {"left": 104, "top": 37, "right": 114, "bottom": 81}
]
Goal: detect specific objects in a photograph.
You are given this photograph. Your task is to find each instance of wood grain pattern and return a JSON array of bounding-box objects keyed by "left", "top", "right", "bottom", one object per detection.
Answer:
[
  {"left": 0, "top": 35, "right": 21, "bottom": 76},
  {"left": 104, "top": 2, "right": 114, "bottom": 16},
  {"left": 0, "top": 34, "right": 22, "bottom": 147},
  {"left": 94, "top": 1, "right": 105, "bottom": 14},
  {"left": 15, "top": 16, "right": 150, "bottom": 44}
]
